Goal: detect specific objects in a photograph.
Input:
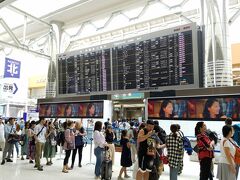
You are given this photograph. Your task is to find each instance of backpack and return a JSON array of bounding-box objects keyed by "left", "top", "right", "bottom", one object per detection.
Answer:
[
  {"left": 233, "top": 124, "right": 240, "bottom": 146},
  {"left": 158, "top": 127, "right": 166, "bottom": 144},
  {"left": 56, "top": 131, "right": 65, "bottom": 146},
  {"left": 179, "top": 130, "right": 193, "bottom": 155},
  {"left": 182, "top": 136, "right": 193, "bottom": 155}
]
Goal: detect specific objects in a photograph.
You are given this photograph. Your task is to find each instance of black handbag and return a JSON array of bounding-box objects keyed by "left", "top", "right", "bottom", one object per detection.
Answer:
[
  {"left": 7, "top": 126, "right": 20, "bottom": 144},
  {"left": 7, "top": 134, "right": 20, "bottom": 144}
]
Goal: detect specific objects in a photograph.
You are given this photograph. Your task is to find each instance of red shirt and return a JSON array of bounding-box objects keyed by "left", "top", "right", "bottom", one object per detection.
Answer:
[{"left": 197, "top": 133, "right": 214, "bottom": 160}]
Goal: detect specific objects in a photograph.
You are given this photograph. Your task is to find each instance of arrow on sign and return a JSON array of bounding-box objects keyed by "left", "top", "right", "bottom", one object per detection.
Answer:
[{"left": 13, "top": 83, "right": 18, "bottom": 94}]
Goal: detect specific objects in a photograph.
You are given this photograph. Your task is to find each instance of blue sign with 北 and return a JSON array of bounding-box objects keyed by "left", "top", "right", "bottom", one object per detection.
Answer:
[{"left": 4, "top": 58, "right": 21, "bottom": 78}]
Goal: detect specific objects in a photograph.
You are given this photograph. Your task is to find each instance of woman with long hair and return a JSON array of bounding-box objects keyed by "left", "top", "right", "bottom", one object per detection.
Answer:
[
  {"left": 64, "top": 105, "right": 72, "bottom": 117},
  {"left": 86, "top": 103, "right": 95, "bottom": 117},
  {"left": 202, "top": 99, "right": 226, "bottom": 119},
  {"left": 93, "top": 121, "right": 107, "bottom": 179},
  {"left": 166, "top": 124, "right": 184, "bottom": 180},
  {"left": 28, "top": 121, "right": 36, "bottom": 164},
  {"left": 20, "top": 121, "right": 30, "bottom": 160},
  {"left": 159, "top": 100, "right": 174, "bottom": 118},
  {"left": 62, "top": 121, "right": 75, "bottom": 173},
  {"left": 105, "top": 125, "right": 115, "bottom": 166},
  {"left": 14, "top": 124, "right": 21, "bottom": 158},
  {"left": 118, "top": 129, "right": 132, "bottom": 180},
  {"left": 195, "top": 122, "right": 215, "bottom": 180},
  {"left": 71, "top": 121, "right": 86, "bottom": 168},
  {"left": 43, "top": 122, "right": 56, "bottom": 165}
]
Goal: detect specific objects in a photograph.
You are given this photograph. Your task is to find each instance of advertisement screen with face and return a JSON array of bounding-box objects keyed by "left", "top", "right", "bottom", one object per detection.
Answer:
[
  {"left": 148, "top": 95, "right": 240, "bottom": 120},
  {"left": 39, "top": 101, "right": 104, "bottom": 118},
  {"left": 39, "top": 104, "right": 57, "bottom": 117}
]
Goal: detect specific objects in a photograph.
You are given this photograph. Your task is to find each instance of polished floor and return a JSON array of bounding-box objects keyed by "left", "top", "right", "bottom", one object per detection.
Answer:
[{"left": 0, "top": 145, "right": 231, "bottom": 180}]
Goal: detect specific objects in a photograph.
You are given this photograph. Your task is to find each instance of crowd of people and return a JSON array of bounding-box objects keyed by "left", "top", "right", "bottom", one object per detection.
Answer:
[
  {"left": 0, "top": 117, "right": 86, "bottom": 172},
  {"left": 92, "top": 117, "right": 240, "bottom": 180},
  {"left": 0, "top": 116, "right": 240, "bottom": 180}
]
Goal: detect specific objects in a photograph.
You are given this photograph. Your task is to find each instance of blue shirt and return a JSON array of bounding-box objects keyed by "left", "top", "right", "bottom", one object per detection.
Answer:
[{"left": 4, "top": 123, "right": 16, "bottom": 139}]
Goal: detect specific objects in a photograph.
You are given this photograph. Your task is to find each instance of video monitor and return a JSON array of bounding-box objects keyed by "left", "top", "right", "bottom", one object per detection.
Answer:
[
  {"left": 39, "top": 101, "right": 104, "bottom": 118},
  {"left": 148, "top": 95, "right": 240, "bottom": 120},
  {"left": 39, "top": 104, "right": 57, "bottom": 117}
]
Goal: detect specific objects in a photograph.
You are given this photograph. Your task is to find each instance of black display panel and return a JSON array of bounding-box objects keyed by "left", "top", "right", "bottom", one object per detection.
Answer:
[
  {"left": 112, "top": 30, "right": 194, "bottom": 90},
  {"left": 57, "top": 23, "right": 199, "bottom": 95},
  {"left": 58, "top": 49, "right": 111, "bottom": 94}
]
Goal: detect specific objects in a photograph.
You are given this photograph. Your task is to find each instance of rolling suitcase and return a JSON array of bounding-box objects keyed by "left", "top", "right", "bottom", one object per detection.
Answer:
[{"left": 101, "top": 147, "right": 112, "bottom": 180}]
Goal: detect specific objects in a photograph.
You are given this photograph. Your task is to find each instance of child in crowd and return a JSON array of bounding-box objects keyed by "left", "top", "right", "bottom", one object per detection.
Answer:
[{"left": 118, "top": 130, "right": 132, "bottom": 180}]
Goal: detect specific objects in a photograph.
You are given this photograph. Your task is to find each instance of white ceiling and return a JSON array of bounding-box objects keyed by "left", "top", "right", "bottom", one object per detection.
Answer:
[
  {"left": 0, "top": 0, "right": 144, "bottom": 43},
  {"left": 0, "top": 0, "right": 240, "bottom": 49}
]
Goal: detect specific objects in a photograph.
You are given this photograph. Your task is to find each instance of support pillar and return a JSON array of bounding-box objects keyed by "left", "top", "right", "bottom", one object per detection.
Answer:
[
  {"left": 203, "top": 0, "right": 232, "bottom": 87},
  {"left": 46, "top": 21, "right": 64, "bottom": 97}
]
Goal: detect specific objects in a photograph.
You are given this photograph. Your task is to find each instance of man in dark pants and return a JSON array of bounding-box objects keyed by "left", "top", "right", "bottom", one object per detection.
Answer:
[{"left": 1, "top": 117, "right": 16, "bottom": 165}]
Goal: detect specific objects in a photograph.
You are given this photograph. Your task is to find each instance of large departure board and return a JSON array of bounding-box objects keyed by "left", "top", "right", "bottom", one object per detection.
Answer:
[
  {"left": 112, "top": 30, "right": 194, "bottom": 90},
  {"left": 57, "top": 23, "right": 199, "bottom": 96},
  {"left": 58, "top": 48, "right": 111, "bottom": 94}
]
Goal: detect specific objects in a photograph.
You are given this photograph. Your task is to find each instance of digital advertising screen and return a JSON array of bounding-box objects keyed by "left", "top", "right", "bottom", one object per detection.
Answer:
[
  {"left": 148, "top": 95, "right": 240, "bottom": 121},
  {"left": 39, "top": 104, "right": 57, "bottom": 118},
  {"left": 39, "top": 101, "right": 104, "bottom": 118}
]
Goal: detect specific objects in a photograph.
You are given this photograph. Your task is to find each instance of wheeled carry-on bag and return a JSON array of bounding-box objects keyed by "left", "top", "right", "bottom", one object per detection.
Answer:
[{"left": 101, "top": 147, "right": 112, "bottom": 180}]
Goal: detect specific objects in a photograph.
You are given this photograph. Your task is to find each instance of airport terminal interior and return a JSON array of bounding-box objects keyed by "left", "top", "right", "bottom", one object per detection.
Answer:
[{"left": 0, "top": 0, "right": 240, "bottom": 179}]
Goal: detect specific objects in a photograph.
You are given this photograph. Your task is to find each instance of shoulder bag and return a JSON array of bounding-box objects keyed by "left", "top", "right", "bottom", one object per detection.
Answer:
[{"left": 228, "top": 139, "right": 240, "bottom": 165}]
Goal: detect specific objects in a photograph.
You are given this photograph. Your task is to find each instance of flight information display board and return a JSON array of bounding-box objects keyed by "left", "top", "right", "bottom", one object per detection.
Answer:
[
  {"left": 112, "top": 29, "right": 194, "bottom": 90},
  {"left": 58, "top": 48, "right": 111, "bottom": 94},
  {"left": 57, "top": 23, "right": 199, "bottom": 96}
]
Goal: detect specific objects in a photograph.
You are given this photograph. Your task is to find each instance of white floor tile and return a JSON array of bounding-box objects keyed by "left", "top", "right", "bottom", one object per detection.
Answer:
[{"left": 0, "top": 145, "right": 237, "bottom": 180}]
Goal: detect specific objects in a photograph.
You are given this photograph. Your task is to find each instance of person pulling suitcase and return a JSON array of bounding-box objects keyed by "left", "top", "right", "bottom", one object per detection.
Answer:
[{"left": 101, "top": 146, "right": 112, "bottom": 180}]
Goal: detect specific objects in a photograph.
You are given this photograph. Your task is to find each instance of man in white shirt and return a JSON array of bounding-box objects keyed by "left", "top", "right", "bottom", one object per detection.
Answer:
[
  {"left": 0, "top": 118, "right": 5, "bottom": 153},
  {"left": 34, "top": 117, "right": 47, "bottom": 171}
]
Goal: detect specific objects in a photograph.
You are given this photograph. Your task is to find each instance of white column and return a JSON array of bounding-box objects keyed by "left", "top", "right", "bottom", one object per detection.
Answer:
[
  {"left": 203, "top": 0, "right": 232, "bottom": 87},
  {"left": 46, "top": 21, "right": 64, "bottom": 97}
]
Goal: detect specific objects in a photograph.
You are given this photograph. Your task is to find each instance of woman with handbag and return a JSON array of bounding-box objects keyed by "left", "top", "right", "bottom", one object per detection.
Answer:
[
  {"left": 14, "top": 124, "right": 21, "bottom": 158},
  {"left": 62, "top": 121, "right": 75, "bottom": 173},
  {"left": 195, "top": 122, "right": 215, "bottom": 180},
  {"left": 166, "top": 124, "right": 184, "bottom": 180},
  {"left": 20, "top": 122, "right": 30, "bottom": 160},
  {"left": 105, "top": 124, "right": 116, "bottom": 165},
  {"left": 28, "top": 121, "right": 36, "bottom": 164},
  {"left": 43, "top": 122, "right": 57, "bottom": 165},
  {"left": 71, "top": 121, "right": 86, "bottom": 168},
  {"left": 93, "top": 121, "right": 108, "bottom": 179},
  {"left": 217, "top": 125, "right": 236, "bottom": 180}
]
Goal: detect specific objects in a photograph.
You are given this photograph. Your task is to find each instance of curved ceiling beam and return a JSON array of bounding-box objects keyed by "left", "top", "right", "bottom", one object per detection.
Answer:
[
  {"left": 0, "top": 18, "right": 21, "bottom": 47},
  {"left": 0, "top": 39, "right": 51, "bottom": 59},
  {"left": 7, "top": 5, "right": 51, "bottom": 28},
  {"left": 0, "top": 0, "right": 16, "bottom": 9}
]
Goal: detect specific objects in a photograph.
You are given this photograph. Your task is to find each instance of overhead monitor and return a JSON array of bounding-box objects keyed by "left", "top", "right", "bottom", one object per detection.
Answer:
[
  {"left": 148, "top": 94, "right": 240, "bottom": 121},
  {"left": 39, "top": 101, "right": 104, "bottom": 118}
]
